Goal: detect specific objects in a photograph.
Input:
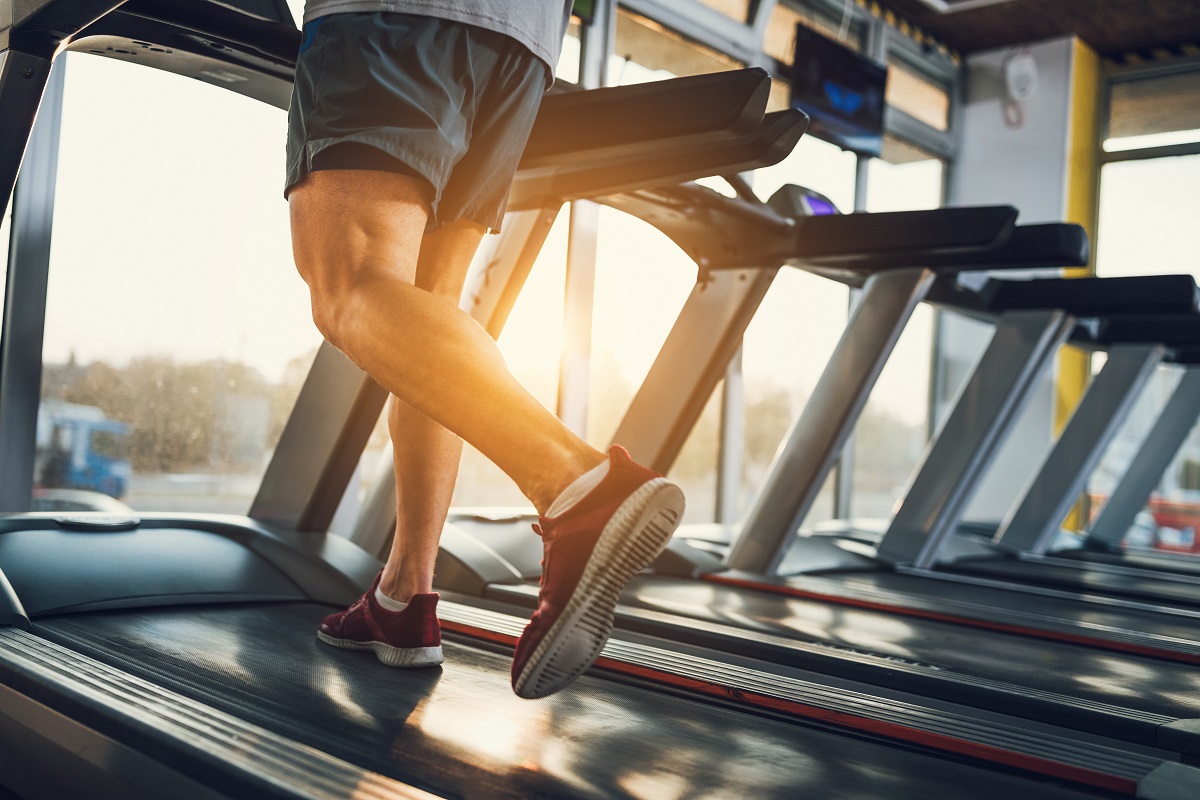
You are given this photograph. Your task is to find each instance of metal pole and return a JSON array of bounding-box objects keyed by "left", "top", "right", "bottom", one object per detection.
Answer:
[{"left": 715, "top": 344, "right": 745, "bottom": 524}]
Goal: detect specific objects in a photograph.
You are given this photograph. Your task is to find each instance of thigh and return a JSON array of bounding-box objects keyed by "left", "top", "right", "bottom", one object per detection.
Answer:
[{"left": 289, "top": 170, "right": 430, "bottom": 295}]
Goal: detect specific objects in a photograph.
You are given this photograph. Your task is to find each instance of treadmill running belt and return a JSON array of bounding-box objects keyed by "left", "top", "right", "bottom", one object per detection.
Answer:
[{"left": 34, "top": 603, "right": 1106, "bottom": 800}]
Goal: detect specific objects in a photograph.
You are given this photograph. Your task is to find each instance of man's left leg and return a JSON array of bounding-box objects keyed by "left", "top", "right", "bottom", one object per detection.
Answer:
[{"left": 378, "top": 220, "right": 486, "bottom": 604}]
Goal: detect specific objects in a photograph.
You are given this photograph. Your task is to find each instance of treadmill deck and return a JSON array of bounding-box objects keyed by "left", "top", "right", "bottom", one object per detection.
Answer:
[{"left": 32, "top": 601, "right": 1113, "bottom": 799}]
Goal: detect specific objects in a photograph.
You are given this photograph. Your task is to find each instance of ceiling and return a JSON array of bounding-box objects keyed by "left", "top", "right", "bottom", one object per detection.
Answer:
[{"left": 881, "top": 0, "right": 1200, "bottom": 57}]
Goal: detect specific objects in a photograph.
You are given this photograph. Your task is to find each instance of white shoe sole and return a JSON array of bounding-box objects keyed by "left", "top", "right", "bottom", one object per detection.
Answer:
[
  {"left": 513, "top": 478, "right": 685, "bottom": 699},
  {"left": 317, "top": 631, "right": 443, "bottom": 668}
]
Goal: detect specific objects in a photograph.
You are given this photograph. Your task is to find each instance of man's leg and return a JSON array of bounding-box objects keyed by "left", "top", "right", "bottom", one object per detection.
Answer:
[
  {"left": 297, "top": 169, "right": 684, "bottom": 695},
  {"left": 290, "top": 169, "right": 605, "bottom": 514},
  {"left": 378, "top": 220, "right": 483, "bottom": 602}
]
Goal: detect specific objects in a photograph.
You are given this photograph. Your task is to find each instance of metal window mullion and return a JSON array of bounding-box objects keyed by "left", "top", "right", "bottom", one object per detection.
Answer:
[
  {"left": 558, "top": 200, "right": 599, "bottom": 436},
  {"left": 832, "top": 151, "right": 872, "bottom": 520},
  {"left": 716, "top": 344, "right": 745, "bottom": 524},
  {"left": 884, "top": 106, "right": 956, "bottom": 160},
  {"left": 0, "top": 54, "right": 62, "bottom": 513}
]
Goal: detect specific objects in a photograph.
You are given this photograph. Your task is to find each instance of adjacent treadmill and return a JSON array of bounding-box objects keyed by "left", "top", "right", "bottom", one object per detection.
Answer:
[{"left": 405, "top": 178, "right": 1200, "bottom": 777}]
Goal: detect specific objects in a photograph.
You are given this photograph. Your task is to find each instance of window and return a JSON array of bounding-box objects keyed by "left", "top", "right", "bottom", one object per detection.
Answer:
[
  {"left": 595, "top": 12, "right": 745, "bottom": 522},
  {"left": 1083, "top": 364, "right": 1196, "bottom": 556},
  {"left": 611, "top": 9, "right": 742, "bottom": 84},
  {"left": 1079, "top": 66, "right": 1200, "bottom": 550},
  {"left": 763, "top": 2, "right": 859, "bottom": 66},
  {"left": 851, "top": 136, "right": 944, "bottom": 518},
  {"left": 734, "top": 134, "right": 857, "bottom": 525},
  {"left": 740, "top": 270, "right": 849, "bottom": 524},
  {"left": 697, "top": 0, "right": 750, "bottom": 22},
  {"left": 586, "top": 210, "right": 697, "bottom": 449},
  {"left": 36, "top": 53, "right": 319, "bottom": 512},
  {"left": 1105, "top": 69, "right": 1200, "bottom": 152},
  {"left": 555, "top": 19, "right": 583, "bottom": 85},
  {"left": 1096, "top": 154, "right": 1200, "bottom": 280},
  {"left": 89, "top": 429, "right": 128, "bottom": 460},
  {"left": 886, "top": 58, "right": 950, "bottom": 131}
]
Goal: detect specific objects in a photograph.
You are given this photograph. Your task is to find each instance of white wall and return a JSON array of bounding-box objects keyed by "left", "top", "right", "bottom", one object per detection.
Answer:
[{"left": 938, "top": 35, "right": 1080, "bottom": 521}]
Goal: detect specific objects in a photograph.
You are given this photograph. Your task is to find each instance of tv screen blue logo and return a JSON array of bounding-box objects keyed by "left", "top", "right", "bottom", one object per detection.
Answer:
[{"left": 823, "top": 80, "right": 864, "bottom": 116}]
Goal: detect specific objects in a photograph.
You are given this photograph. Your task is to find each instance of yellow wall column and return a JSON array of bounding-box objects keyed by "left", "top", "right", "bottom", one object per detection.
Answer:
[{"left": 1057, "top": 38, "right": 1102, "bottom": 528}]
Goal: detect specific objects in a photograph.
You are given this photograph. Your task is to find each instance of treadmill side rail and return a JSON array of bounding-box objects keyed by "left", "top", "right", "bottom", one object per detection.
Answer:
[
  {"left": 1087, "top": 369, "right": 1200, "bottom": 550},
  {"left": 878, "top": 310, "right": 1076, "bottom": 569},
  {"left": 993, "top": 344, "right": 1166, "bottom": 555},
  {"left": 0, "top": 628, "right": 440, "bottom": 800}
]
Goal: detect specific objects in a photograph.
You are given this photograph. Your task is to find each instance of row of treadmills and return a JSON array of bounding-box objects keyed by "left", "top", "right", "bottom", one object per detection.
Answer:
[{"left": 2, "top": 0, "right": 1200, "bottom": 798}]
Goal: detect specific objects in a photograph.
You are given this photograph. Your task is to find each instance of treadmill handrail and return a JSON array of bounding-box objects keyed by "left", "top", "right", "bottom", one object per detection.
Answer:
[
  {"left": 510, "top": 108, "right": 809, "bottom": 211},
  {"left": 932, "top": 273, "right": 1200, "bottom": 319}
]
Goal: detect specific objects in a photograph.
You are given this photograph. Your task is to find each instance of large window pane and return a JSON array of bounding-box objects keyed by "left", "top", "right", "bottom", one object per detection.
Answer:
[
  {"left": 35, "top": 54, "right": 317, "bottom": 513},
  {"left": 735, "top": 134, "right": 857, "bottom": 525},
  {"left": 1087, "top": 141, "right": 1200, "bottom": 553},
  {"left": 555, "top": 19, "right": 583, "bottom": 84},
  {"left": 1105, "top": 69, "right": 1200, "bottom": 152},
  {"left": 740, "top": 270, "right": 848, "bottom": 524},
  {"left": 753, "top": 133, "right": 857, "bottom": 212},
  {"left": 849, "top": 139, "right": 943, "bottom": 518},
  {"left": 1096, "top": 155, "right": 1200, "bottom": 279},
  {"left": 587, "top": 210, "right": 698, "bottom": 449}
]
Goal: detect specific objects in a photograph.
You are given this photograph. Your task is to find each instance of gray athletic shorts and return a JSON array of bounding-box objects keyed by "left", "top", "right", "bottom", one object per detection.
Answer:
[{"left": 285, "top": 12, "right": 547, "bottom": 232}]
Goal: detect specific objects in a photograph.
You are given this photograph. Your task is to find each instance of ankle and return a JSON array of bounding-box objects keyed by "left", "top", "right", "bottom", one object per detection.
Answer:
[
  {"left": 378, "top": 568, "right": 433, "bottom": 602},
  {"left": 531, "top": 446, "right": 608, "bottom": 515}
]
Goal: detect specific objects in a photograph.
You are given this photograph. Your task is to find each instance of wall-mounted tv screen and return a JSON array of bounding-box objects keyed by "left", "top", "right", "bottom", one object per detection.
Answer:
[{"left": 790, "top": 26, "right": 888, "bottom": 157}]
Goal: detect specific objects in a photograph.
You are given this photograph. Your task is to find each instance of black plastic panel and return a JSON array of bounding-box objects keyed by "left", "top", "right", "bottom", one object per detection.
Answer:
[
  {"left": 0, "top": 523, "right": 305, "bottom": 615},
  {"left": 786, "top": 204, "right": 1017, "bottom": 264},
  {"left": 521, "top": 68, "right": 770, "bottom": 170},
  {"left": 983, "top": 274, "right": 1200, "bottom": 316},
  {"left": 1094, "top": 314, "right": 1200, "bottom": 346}
]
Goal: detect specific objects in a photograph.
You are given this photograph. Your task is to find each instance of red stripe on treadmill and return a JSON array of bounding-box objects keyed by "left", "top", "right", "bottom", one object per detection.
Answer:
[
  {"left": 704, "top": 573, "right": 1200, "bottom": 667},
  {"left": 440, "top": 619, "right": 1137, "bottom": 794}
]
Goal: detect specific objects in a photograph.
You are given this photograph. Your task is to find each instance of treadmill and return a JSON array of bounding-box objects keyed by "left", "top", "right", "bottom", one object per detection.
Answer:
[
  {"left": 8, "top": 1, "right": 1187, "bottom": 798},
  {"left": 891, "top": 279, "right": 1200, "bottom": 602},
  {"left": 397, "top": 178, "right": 1200, "bottom": 776}
]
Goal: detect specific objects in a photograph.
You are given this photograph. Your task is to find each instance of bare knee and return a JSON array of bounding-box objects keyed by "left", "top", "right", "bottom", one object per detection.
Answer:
[{"left": 289, "top": 175, "right": 425, "bottom": 343}]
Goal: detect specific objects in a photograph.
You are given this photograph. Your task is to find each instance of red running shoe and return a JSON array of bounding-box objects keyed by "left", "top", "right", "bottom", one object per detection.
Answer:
[
  {"left": 511, "top": 445, "right": 685, "bottom": 699},
  {"left": 317, "top": 574, "right": 443, "bottom": 667}
]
